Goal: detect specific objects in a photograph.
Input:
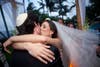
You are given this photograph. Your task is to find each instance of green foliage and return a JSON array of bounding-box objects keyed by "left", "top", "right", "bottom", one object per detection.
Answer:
[
  {"left": 39, "top": 14, "right": 49, "bottom": 22},
  {"left": 50, "top": 16, "right": 58, "bottom": 21},
  {"left": 37, "top": 0, "right": 75, "bottom": 19},
  {"left": 26, "top": 0, "right": 76, "bottom": 25},
  {"left": 27, "top": 2, "right": 35, "bottom": 12},
  {"left": 4, "top": 47, "right": 13, "bottom": 62},
  {"left": 86, "top": 0, "right": 100, "bottom": 21},
  {"left": 11, "top": 29, "right": 17, "bottom": 36},
  {"left": 83, "top": 17, "right": 89, "bottom": 30},
  {"left": 83, "top": 22, "right": 89, "bottom": 30}
]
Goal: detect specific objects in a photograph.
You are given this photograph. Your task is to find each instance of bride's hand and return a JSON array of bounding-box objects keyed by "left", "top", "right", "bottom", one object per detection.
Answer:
[
  {"left": 3, "top": 38, "right": 13, "bottom": 54},
  {"left": 26, "top": 43, "right": 55, "bottom": 64}
]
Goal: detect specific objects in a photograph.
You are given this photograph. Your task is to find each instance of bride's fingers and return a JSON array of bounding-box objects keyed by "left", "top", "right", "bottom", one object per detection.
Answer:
[
  {"left": 3, "top": 40, "right": 12, "bottom": 48},
  {"left": 37, "top": 56, "right": 48, "bottom": 64},
  {"left": 3, "top": 42, "right": 11, "bottom": 54},
  {"left": 4, "top": 48, "right": 11, "bottom": 54},
  {"left": 34, "top": 22, "right": 38, "bottom": 26},
  {"left": 3, "top": 43, "right": 7, "bottom": 48}
]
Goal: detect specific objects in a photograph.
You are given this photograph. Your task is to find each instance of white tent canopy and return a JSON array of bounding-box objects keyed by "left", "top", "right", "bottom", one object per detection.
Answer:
[{"left": 0, "top": 0, "right": 25, "bottom": 38}]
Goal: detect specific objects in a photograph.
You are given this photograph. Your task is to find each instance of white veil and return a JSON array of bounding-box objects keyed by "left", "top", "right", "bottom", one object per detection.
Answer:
[{"left": 53, "top": 21, "right": 100, "bottom": 67}]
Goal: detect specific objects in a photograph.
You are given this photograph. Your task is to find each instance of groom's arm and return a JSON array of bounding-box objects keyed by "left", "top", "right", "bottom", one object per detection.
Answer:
[
  {"left": 12, "top": 42, "right": 30, "bottom": 50},
  {"left": 7, "top": 42, "right": 55, "bottom": 64}
]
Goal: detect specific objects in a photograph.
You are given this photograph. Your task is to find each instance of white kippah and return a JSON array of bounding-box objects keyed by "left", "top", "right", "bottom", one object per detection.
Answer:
[
  {"left": 45, "top": 18, "right": 51, "bottom": 21},
  {"left": 16, "top": 13, "right": 27, "bottom": 26}
]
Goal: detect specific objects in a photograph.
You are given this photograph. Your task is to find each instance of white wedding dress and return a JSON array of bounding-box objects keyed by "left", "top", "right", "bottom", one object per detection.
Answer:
[{"left": 53, "top": 21, "right": 100, "bottom": 67}]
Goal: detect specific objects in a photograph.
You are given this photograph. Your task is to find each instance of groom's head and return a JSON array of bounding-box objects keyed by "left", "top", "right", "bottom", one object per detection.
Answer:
[{"left": 16, "top": 11, "right": 39, "bottom": 35}]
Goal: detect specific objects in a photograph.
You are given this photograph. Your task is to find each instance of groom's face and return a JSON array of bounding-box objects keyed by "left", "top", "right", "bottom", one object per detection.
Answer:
[{"left": 33, "top": 22, "right": 41, "bottom": 34}]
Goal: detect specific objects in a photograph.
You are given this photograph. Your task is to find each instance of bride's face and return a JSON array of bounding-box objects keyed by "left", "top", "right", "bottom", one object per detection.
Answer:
[{"left": 40, "top": 21, "right": 53, "bottom": 37}]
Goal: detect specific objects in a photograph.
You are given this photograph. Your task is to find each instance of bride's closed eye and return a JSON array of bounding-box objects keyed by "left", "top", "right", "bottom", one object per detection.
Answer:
[{"left": 42, "top": 25, "right": 46, "bottom": 28}]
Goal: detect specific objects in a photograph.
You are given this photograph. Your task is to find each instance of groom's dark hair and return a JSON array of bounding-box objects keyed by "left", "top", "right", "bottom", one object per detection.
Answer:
[
  {"left": 24, "top": 11, "right": 39, "bottom": 34},
  {"left": 17, "top": 11, "right": 39, "bottom": 35}
]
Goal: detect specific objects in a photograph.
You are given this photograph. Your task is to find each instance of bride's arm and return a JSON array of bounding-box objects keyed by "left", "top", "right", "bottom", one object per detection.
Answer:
[
  {"left": 12, "top": 37, "right": 61, "bottom": 49},
  {"left": 3, "top": 34, "right": 46, "bottom": 48},
  {"left": 3, "top": 34, "right": 62, "bottom": 50},
  {"left": 46, "top": 37, "right": 62, "bottom": 49},
  {"left": 9, "top": 34, "right": 46, "bottom": 43},
  {"left": 12, "top": 37, "right": 62, "bottom": 50}
]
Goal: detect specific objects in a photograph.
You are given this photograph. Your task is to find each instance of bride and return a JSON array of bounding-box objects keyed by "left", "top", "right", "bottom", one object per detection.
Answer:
[{"left": 3, "top": 19, "right": 100, "bottom": 67}]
